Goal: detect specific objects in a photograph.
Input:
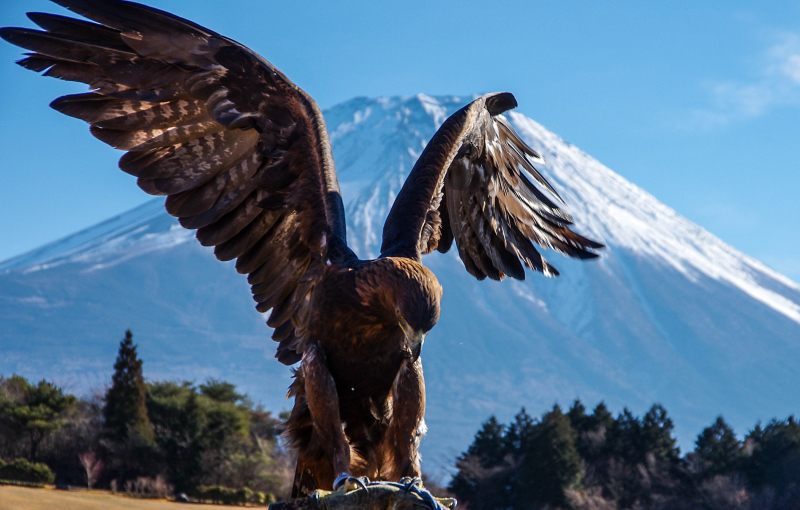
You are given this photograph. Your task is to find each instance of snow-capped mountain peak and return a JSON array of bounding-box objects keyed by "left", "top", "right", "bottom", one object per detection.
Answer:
[{"left": 2, "top": 95, "right": 799, "bottom": 474}]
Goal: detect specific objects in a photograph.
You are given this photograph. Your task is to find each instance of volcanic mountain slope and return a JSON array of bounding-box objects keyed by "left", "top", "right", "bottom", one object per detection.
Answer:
[{"left": 2, "top": 94, "right": 799, "bottom": 473}]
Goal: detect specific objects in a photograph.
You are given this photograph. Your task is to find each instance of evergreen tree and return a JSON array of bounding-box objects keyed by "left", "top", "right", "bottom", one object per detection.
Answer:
[
  {"left": 518, "top": 405, "right": 581, "bottom": 509},
  {"left": 200, "top": 379, "right": 244, "bottom": 404},
  {"left": 449, "top": 415, "right": 511, "bottom": 510},
  {"left": 503, "top": 408, "right": 534, "bottom": 457},
  {"left": 503, "top": 409, "right": 534, "bottom": 509},
  {"left": 448, "top": 416, "right": 505, "bottom": 510},
  {"left": 575, "top": 401, "right": 615, "bottom": 461},
  {"left": 452, "top": 404, "right": 800, "bottom": 510},
  {"left": 170, "top": 390, "right": 207, "bottom": 491},
  {"left": 695, "top": 416, "right": 741, "bottom": 478},
  {"left": 607, "top": 407, "right": 643, "bottom": 463},
  {"left": 743, "top": 416, "right": 800, "bottom": 490},
  {"left": 589, "top": 401, "right": 614, "bottom": 431},
  {"left": 104, "top": 330, "right": 153, "bottom": 443},
  {"left": 466, "top": 416, "right": 506, "bottom": 467},
  {"left": 569, "top": 399, "right": 601, "bottom": 461},
  {"left": 641, "top": 404, "right": 679, "bottom": 462},
  {"left": 568, "top": 399, "right": 589, "bottom": 432},
  {"left": 147, "top": 380, "right": 252, "bottom": 493},
  {"left": 0, "top": 375, "right": 77, "bottom": 460}
]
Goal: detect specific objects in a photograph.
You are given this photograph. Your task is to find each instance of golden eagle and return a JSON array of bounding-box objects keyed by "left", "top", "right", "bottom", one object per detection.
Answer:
[{"left": 1, "top": 0, "right": 603, "bottom": 496}]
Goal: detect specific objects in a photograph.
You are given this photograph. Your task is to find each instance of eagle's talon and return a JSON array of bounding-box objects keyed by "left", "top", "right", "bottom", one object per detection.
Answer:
[
  {"left": 333, "top": 473, "right": 370, "bottom": 493},
  {"left": 401, "top": 476, "right": 423, "bottom": 492},
  {"left": 332, "top": 473, "right": 350, "bottom": 491},
  {"left": 438, "top": 497, "right": 458, "bottom": 510},
  {"left": 399, "top": 479, "right": 453, "bottom": 510},
  {"left": 349, "top": 476, "right": 370, "bottom": 493}
]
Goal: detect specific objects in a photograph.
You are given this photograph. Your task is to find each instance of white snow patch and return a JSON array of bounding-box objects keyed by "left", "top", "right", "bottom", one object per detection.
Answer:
[
  {"left": 508, "top": 112, "right": 800, "bottom": 325},
  {"left": 417, "top": 93, "right": 448, "bottom": 128}
]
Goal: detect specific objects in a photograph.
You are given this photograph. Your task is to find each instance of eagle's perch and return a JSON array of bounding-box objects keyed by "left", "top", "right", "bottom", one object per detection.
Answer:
[
  {"left": 1, "top": 0, "right": 603, "bottom": 499},
  {"left": 270, "top": 478, "right": 456, "bottom": 510}
]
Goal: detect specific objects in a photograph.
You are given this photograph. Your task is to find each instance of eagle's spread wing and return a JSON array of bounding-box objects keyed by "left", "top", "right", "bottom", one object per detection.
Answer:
[
  {"left": 381, "top": 92, "right": 602, "bottom": 279},
  {"left": 1, "top": 0, "right": 354, "bottom": 365}
]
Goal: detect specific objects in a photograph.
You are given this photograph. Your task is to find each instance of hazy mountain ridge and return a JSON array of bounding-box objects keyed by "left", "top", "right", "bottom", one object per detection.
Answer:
[{"left": 2, "top": 94, "right": 799, "bottom": 475}]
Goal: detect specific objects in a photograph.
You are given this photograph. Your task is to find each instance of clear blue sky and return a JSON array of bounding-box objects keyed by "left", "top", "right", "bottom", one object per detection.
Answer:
[{"left": 1, "top": 0, "right": 799, "bottom": 281}]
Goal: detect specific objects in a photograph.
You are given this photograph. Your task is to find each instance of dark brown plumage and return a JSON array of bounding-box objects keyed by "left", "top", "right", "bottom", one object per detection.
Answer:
[{"left": 1, "top": 0, "right": 603, "bottom": 497}]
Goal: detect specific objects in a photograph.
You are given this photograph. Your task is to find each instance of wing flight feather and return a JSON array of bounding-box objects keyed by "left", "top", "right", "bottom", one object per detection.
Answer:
[
  {"left": 1, "top": 0, "right": 356, "bottom": 364},
  {"left": 381, "top": 92, "right": 602, "bottom": 279}
]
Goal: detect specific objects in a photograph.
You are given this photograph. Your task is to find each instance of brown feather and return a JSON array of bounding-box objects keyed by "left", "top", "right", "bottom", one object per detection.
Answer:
[
  {"left": 93, "top": 99, "right": 208, "bottom": 130},
  {"left": 194, "top": 191, "right": 265, "bottom": 247},
  {"left": 164, "top": 152, "right": 264, "bottom": 217},
  {"left": 382, "top": 92, "right": 601, "bottom": 278},
  {"left": 214, "top": 209, "right": 282, "bottom": 261},
  {"left": 138, "top": 130, "right": 258, "bottom": 191},
  {"left": 90, "top": 118, "right": 223, "bottom": 151},
  {"left": 27, "top": 12, "right": 131, "bottom": 50},
  {"left": 237, "top": 214, "right": 296, "bottom": 276},
  {"left": 4, "top": 1, "right": 602, "bottom": 496}
]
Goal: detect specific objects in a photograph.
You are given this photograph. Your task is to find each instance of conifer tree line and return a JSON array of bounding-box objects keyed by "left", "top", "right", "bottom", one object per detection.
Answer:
[
  {"left": 0, "top": 330, "right": 292, "bottom": 500},
  {"left": 3, "top": 331, "right": 800, "bottom": 508},
  {"left": 449, "top": 401, "right": 800, "bottom": 510}
]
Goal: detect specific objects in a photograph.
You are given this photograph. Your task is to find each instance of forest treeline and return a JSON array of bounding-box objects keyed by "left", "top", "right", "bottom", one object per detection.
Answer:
[
  {"left": 449, "top": 402, "right": 800, "bottom": 510},
  {"left": 2, "top": 331, "right": 799, "bottom": 509},
  {"left": 0, "top": 331, "right": 292, "bottom": 502}
]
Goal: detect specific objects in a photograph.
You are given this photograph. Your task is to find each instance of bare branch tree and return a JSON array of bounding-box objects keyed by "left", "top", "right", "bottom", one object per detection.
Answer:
[{"left": 78, "top": 451, "right": 104, "bottom": 489}]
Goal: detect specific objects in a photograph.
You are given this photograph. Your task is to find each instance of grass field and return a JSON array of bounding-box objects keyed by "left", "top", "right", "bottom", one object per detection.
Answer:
[{"left": 0, "top": 485, "right": 222, "bottom": 510}]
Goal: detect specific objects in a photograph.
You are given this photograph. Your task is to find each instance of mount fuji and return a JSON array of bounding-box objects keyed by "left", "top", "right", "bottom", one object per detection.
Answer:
[{"left": 2, "top": 94, "right": 799, "bottom": 475}]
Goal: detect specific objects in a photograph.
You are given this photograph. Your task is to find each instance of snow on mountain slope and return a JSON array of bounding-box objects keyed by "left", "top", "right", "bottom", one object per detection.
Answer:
[
  {"left": 2, "top": 94, "right": 799, "bottom": 476},
  {"left": 1, "top": 199, "right": 194, "bottom": 274},
  {"left": 509, "top": 112, "right": 800, "bottom": 323}
]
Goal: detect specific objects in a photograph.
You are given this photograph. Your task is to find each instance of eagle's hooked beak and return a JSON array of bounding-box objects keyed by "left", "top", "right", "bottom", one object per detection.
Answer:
[{"left": 399, "top": 320, "right": 426, "bottom": 361}]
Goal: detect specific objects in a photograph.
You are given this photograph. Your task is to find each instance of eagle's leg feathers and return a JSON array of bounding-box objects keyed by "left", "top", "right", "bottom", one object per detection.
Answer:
[
  {"left": 302, "top": 344, "right": 352, "bottom": 490},
  {"left": 381, "top": 358, "right": 426, "bottom": 481}
]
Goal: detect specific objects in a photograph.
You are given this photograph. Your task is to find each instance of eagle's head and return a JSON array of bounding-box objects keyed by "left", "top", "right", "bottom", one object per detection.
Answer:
[{"left": 392, "top": 262, "right": 442, "bottom": 360}]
